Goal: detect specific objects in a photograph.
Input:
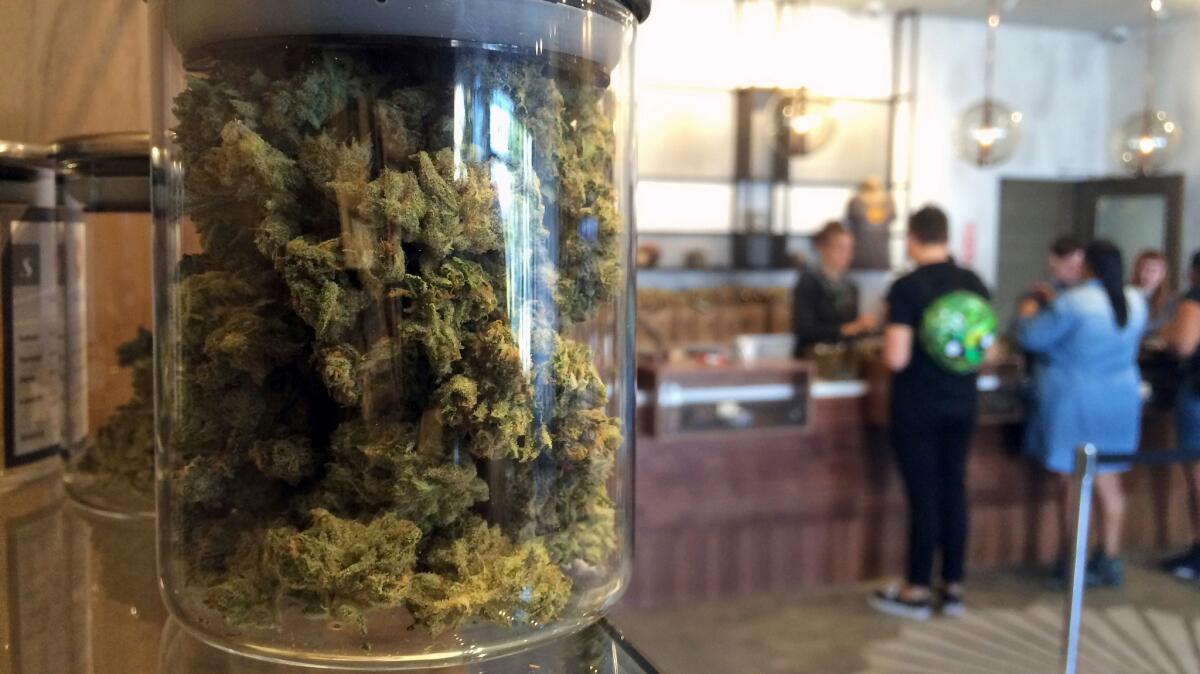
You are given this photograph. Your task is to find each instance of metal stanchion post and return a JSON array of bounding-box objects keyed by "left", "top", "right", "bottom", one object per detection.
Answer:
[{"left": 1062, "top": 443, "right": 1097, "bottom": 674}]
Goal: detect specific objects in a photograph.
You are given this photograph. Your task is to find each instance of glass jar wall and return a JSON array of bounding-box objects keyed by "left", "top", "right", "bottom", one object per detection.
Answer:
[
  {"left": 150, "top": 0, "right": 644, "bottom": 667},
  {"left": 57, "top": 134, "right": 156, "bottom": 518},
  {"left": 0, "top": 143, "right": 66, "bottom": 492}
]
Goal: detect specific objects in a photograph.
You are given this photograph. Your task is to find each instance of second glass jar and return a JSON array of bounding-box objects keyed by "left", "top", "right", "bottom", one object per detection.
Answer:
[
  {"left": 150, "top": 0, "right": 643, "bottom": 667},
  {"left": 58, "top": 133, "right": 156, "bottom": 518}
]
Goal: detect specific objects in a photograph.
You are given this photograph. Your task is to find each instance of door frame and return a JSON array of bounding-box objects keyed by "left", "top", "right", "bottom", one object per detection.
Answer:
[{"left": 1074, "top": 174, "right": 1185, "bottom": 279}]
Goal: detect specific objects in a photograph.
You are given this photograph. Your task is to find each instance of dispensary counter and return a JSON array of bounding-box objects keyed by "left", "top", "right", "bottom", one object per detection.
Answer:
[{"left": 627, "top": 357, "right": 1191, "bottom": 606}]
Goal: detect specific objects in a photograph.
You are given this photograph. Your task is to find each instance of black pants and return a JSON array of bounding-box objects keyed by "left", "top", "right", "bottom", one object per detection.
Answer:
[{"left": 892, "top": 414, "right": 976, "bottom": 587}]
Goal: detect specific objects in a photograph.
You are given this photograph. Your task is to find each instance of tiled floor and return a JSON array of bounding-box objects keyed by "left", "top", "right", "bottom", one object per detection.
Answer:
[{"left": 611, "top": 557, "right": 1200, "bottom": 674}]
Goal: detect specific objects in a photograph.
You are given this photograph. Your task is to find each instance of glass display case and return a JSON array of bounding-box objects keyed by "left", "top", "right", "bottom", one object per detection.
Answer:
[{"left": 638, "top": 358, "right": 811, "bottom": 436}]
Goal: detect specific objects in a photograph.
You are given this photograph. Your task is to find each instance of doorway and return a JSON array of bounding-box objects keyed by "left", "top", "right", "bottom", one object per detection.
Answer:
[
  {"left": 1075, "top": 175, "right": 1185, "bottom": 281},
  {"left": 996, "top": 174, "right": 1185, "bottom": 319}
]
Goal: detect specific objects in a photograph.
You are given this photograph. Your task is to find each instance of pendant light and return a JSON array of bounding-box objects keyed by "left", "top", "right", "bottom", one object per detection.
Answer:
[
  {"left": 782, "top": 86, "right": 836, "bottom": 157},
  {"left": 954, "top": 0, "right": 1022, "bottom": 167},
  {"left": 1113, "top": 0, "right": 1180, "bottom": 175}
]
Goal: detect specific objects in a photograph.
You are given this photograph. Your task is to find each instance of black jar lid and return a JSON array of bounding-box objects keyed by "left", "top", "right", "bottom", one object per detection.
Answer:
[
  {"left": 614, "top": 0, "right": 650, "bottom": 22},
  {"left": 0, "top": 141, "right": 53, "bottom": 183},
  {"left": 52, "top": 132, "right": 149, "bottom": 164},
  {"left": 52, "top": 132, "right": 151, "bottom": 212}
]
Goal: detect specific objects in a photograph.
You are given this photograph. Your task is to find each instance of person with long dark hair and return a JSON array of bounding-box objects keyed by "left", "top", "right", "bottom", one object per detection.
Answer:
[{"left": 1018, "top": 240, "right": 1148, "bottom": 587}]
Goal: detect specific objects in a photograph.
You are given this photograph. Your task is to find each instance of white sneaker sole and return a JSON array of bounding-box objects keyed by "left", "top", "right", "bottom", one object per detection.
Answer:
[
  {"left": 1171, "top": 567, "right": 1197, "bottom": 580},
  {"left": 941, "top": 603, "right": 967, "bottom": 618},
  {"left": 869, "top": 596, "right": 933, "bottom": 621}
]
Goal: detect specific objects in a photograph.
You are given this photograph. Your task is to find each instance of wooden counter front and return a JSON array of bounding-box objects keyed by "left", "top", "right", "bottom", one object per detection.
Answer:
[{"left": 626, "top": 362, "right": 1192, "bottom": 607}]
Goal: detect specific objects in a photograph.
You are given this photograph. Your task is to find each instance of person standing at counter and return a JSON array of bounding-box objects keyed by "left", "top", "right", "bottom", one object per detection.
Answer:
[
  {"left": 1161, "top": 251, "right": 1200, "bottom": 579},
  {"left": 1132, "top": 249, "right": 1173, "bottom": 336},
  {"left": 791, "top": 221, "right": 877, "bottom": 357},
  {"left": 870, "top": 206, "right": 990, "bottom": 620},
  {"left": 1018, "top": 241, "right": 1148, "bottom": 588},
  {"left": 1043, "top": 236, "right": 1086, "bottom": 296},
  {"left": 1019, "top": 237, "right": 1087, "bottom": 488}
]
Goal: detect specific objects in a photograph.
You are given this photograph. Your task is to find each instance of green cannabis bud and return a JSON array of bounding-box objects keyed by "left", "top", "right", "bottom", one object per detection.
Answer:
[
  {"left": 167, "top": 43, "right": 625, "bottom": 643},
  {"left": 74, "top": 328, "right": 155, "bottom": 508}
]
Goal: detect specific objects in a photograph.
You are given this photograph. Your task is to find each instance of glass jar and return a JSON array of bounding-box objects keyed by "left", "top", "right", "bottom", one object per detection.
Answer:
[
  {"left": 0, "top": 468, "right": 75, "bottom": 672},
  {"left": 149, "top": 0, "right": 647, "bottom": 667},
  {"left": 0, "top": 142, "right": 67, "bottom": 492},
  {"left": 56, "top": 133, "right": 156, "bottom": 518},
  {"left": 161, "top": 616, "right": 625, "bottom": 674},
  {"left": 66, "top": 500, "right": 166, "bottom": 674}
]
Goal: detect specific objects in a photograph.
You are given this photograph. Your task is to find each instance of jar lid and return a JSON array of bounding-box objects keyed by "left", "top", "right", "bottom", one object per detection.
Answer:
[
  {"left": 52, "top": 132, "right": 150, "bottom": 162},
  {"left": 622, "top": 0, "right": 650, "bottom": 22},
  {"left": 54, "top": 133, "right": 150, "bottom": 212},
  {"left": 0, "top": 140, "right": 52, "bottom": 166},
  {"left": 164, "top": 0, "right": 638, "bottom": 69},
  {"left": 0, "top": 141, "right": 54, "bottom": 206}
]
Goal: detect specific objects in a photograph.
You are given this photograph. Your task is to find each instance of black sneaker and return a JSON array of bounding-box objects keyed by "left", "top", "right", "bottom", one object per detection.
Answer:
[
  {"left": 1160, "top": 545, "right": 1200, "bottom": 580},
  {"left": 869, "top": 586, "right": 933, "bottom": 621},
  {"left": 938, "top": 588, "right": 966, "bottom": 618},
  {"left": 1085, "top": 552, "right": 1125, "bottom": 588}
]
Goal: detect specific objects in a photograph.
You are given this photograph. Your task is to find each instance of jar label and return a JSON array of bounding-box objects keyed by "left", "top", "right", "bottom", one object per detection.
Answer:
[{"left": 3, "top": 212, "right": 67, "bottom": 470}]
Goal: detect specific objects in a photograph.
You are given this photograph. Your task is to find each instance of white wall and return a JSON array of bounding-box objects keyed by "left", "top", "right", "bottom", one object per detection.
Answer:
[
  {"left": 909, "top": 16, "right": 1112, "bottom": 286},
  {"left": 1109, "top": 19, "right": 1200, "bottom": 267}
]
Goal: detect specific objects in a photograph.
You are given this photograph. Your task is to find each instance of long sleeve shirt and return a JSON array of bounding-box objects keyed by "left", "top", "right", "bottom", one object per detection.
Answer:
[{"left": 791, "top": 268, "right": 859, "bottom": 357}]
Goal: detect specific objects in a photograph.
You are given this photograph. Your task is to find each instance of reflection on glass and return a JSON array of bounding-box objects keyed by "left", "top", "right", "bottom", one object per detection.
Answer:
[
  {"left": 66, "top": 502, "right": 166, "bottom": 674},
  {"left": 160, "top": 618, "right": 634, "bottom": 673},
  {"left": 0, "top": 472, "right": 73, "bottom": 673}
]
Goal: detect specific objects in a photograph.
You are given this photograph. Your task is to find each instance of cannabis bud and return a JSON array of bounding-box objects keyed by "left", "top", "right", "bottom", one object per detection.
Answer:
[
  {"left": 164, "top": 44, "right": 625, "bottom": 645},
  {"left": 72, "top": 327, "right": 156, "bottom": 510}
]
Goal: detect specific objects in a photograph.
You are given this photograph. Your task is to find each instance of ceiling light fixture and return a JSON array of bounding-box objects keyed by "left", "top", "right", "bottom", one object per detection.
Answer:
[
  {"left": 954, "top": 0, "right": 1022, "bottom": 167},
  {"left": 1113, "top": 0, "right": 1180, "bottom": 175},
  {"left": 781, "top": 87, "right": 837, "bottom": 157}
]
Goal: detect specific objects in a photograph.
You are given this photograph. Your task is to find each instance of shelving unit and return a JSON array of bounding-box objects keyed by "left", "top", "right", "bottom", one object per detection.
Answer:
[{"left": 635, "top": 11, "right": 919, "bottom": 275}]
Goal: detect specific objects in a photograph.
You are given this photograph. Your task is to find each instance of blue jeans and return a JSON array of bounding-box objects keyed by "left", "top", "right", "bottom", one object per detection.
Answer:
[{"left": 1178, "top": 386, "right": 1200, "bottom": 451}]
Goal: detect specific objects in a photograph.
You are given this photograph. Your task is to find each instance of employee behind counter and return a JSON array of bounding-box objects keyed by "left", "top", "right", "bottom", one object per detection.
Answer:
[{"left": 791, "top": 221, "right": 878, "bottom": 357}]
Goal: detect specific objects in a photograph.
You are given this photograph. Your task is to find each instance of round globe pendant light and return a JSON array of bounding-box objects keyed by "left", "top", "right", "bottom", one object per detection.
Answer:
[
  {"left": 782, "top": 87, "right": 836, "bottom": 157},
  {"left": 955, "top": 1, "right": 1022, "bottom": 167},
  {"left": 1113, "top": 2, "right": 1181, "bottom": 175}
]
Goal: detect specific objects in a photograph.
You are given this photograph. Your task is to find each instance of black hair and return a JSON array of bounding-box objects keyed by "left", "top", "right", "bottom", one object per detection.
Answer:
[
  {"left": 1051, "top": 235, "right": 1085, "bottom": 258},
  {"left": 1085, "top": 240, "right": 1128, "bottom": 328},
  {"left": 814, "top": 220, "right": 850, "bottom": 247},
  {"left": 1191, "top": 250, "right": 1200, "bottom": 275},
  {"left": 908, "top": 205, "right": 949, "bottom": 245}
]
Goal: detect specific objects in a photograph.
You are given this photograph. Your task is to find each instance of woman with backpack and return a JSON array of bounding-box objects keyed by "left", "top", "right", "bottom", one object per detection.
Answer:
[
  {"left": 1017, "top": 240, "right": 1148, "bottom": 588},
  {"left": 870, "top": 206, "right": 992, "bottom": 620}
]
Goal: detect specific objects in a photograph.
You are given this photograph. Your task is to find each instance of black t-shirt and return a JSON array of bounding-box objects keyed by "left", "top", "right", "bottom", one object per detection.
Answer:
[{"left": 886, "top": 260, "right": 991, "bottom": 424}]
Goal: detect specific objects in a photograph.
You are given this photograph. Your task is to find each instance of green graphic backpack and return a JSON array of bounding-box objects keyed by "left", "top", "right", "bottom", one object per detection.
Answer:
[{"left": 919, "top": 290, "right": 997, "bottom": 374}]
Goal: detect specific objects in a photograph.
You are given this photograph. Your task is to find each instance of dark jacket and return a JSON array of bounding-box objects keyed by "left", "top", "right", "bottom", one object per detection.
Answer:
[{"left": 792, "top": 268, "right": 859, "bottom": 357}]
